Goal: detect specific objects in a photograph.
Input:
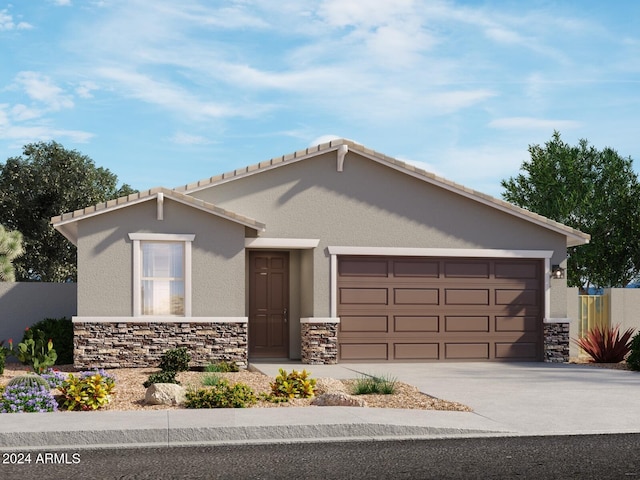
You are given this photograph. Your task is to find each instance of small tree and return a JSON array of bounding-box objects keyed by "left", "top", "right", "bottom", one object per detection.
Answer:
[
  {"left": 501, "top": 132, "right": 640, "bottom": 291},
  {"left": 0, "top": 141, "right": 136, "bottom": 281},
  {"left": 0, "top": 225, "right": 24, "bottom": 282}
]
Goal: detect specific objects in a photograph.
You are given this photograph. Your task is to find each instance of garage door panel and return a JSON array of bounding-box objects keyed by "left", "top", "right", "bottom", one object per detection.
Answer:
[
  {"left": 445, "top": 289, "right": 490, "bottom": 305},
  {"left": 445, "top": 343, "right": 490, "bottom": 359},
  {"left": 340, "top": 288, "right": 388, "bottom": 304},
  {"left": 340, "top": 316, "right": 388, "bottom": 332},
  {"left": 444, "top": 261, "right": 490, "bottom": 278},
  {"left": 340, "top": 343, "right": 388, "bottom": 361},
  {"left": 394, "top": 288, "right": 439, "bottom": 305},
  {"left": 495, "top": 262, "right": 538, "bottom": 279},
  {"left": 394, "top": 343, "right": 439, "bottom": 360},
  {"left": 339, "top": 259, "right": 388, "bottom": 276},
  {"left": 496, "top": 316, "right": 538, "bottom": 332},
  {"left": 496, "top": 342, "right": 538, "bottom": 359},
  {"left": 394, "top": 316, "right": 439, "bottom": 332},
  {"left": 445, "top": 316, "right": 490, "bottom": 332},
  {"left": 393, "top": 260, "right": 439, "bottom": 277},
  {"left": 495, "top": 289, "right": 539, "bottom": 306}
]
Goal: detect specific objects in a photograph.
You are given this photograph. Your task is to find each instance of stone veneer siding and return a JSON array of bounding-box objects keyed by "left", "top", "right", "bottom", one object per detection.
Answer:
[
  {"left": 301, "top": 322, "right": 338, "bottom": 365},
  {"left": 543, "top": 322, "right": 570, "bottom": 363},
  {"left": 73, "top": 322, "right": 248, "bottom": 368}
]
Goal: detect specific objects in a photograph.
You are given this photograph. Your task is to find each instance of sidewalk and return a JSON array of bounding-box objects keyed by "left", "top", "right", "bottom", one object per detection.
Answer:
[{"left": 0, "top": 407, "right": 509, "bottom": 451}]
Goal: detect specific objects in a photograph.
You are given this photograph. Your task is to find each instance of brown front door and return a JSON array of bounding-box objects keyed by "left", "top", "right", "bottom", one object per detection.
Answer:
[{"left": 249, "top": 251, "right": 289, "bottom": 358}]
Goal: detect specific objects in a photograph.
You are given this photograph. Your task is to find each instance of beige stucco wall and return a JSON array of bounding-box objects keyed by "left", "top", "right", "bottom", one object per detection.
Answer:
[
  {"left": 193, "top": 150, "right": 569, "bottom": 318},
  {"left": 567, "top": 287, "right": 580, "bottom": 357},
  {"left": 606, "top": 288, "right": 640, "bottom": 333},
  {"left": 77, "top": 198, "right": 246, "bottom": 317}
]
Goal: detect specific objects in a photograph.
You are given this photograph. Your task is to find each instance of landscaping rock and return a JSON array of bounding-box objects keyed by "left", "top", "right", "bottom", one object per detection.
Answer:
[
  {"left": 144, "top": 383, "right": 186, "bottom": 406},
  {"left": 311, "top": 392, "right": 367, "bottom": 407}
]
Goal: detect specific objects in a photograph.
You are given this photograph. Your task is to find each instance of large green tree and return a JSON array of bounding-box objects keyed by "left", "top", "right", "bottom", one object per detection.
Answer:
[
  {"left": 501, "top": 131, "right": 640, "bottom": 291},
  {"left": 0, "top": 141, "right": 136, "bottom": 282},
  {"left": 0, "top": 225, "right": 24, "bottom": 281}
]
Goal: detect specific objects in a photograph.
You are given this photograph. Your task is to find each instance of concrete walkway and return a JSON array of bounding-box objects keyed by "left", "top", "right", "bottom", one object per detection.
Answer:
[{"left": 1, "top": 362, "right": 638, "bottom": 450}]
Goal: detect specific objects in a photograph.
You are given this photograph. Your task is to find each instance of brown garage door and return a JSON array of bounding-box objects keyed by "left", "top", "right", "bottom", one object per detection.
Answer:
[{"left": 337, "top": 256, "right": 543, "bottom": 361}]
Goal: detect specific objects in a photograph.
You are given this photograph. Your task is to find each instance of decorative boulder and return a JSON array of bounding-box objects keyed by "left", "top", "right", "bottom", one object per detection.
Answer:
[
  {"left": 145, "top": 383, "right": 187, "bottom": 406},
  {"left": 311, "top": 392, "right": 367, "bottom": 407},
  {"left": 315, "top": 378, "right": 348, "bottom": 395}
]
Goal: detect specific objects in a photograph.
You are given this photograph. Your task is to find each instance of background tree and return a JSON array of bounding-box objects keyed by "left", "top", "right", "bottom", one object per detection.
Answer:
[
  {"left": 0, "top": 225, "right": 24, "bottom": 281},
  {"left": 0, "top": 141, "right": 136, "bottom": 282},
  {"left": 501, "top": 131, "right": 640, "bottom": 291}
]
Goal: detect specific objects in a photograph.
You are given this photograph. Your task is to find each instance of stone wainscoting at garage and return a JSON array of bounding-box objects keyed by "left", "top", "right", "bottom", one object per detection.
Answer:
[
  {"left": 543, "top": 320, "right": 570, "bottom": 363},
  {"left": 73, "top": 320, "right": 248, "bottom": 368},
  {"left": 300, "top": 318, "right": 339, "bottom": 365}
]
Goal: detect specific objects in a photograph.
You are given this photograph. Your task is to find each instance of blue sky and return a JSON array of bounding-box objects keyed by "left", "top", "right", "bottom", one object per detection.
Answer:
[{"left": 1, "top": 0, "right": 639, "bottom": 198}]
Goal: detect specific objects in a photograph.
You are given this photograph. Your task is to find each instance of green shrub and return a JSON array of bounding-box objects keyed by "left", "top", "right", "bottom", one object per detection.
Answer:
[
  {"left": 270, "top": 368, "right": 316, "bottom": 399},
  {"left": 59, "top": 370, "right": 116, "bottom": 411},
  {"left": 6, "top": 374, "right": 50, "bottom": 389},
  {"left": 352, "top": 374, "right": 397, "bottom": 395},
  {"left": 185, "top": 380, "right": 256, "bottom": 408},
  {"left": 627, "top": 332, "right": 640, "bottom": 371},
  {"left": 204, "top": 360, "right": 240, "bottom": 373},
  {"left": 13, "top": 328, "right": 57, "bottom": 373},
  {"left": 573, "top": 324, "right": 635, "bottom": 363},
  {"left": 0, "top": 339, "right": 9, "bottom": 375},
  {"left": 25, "top": 317, "right": 73, "bottom": 365},
  {"left": 258, "top": 392, "right": 289, "bottom": 404},
  {"left": 143, "top": 370, "right": 179, "bottom": 388},
  {"left": 202, "top": 373, "right": 223, "bottom": 387},
  {"left": 158, "top": 347, "right": 191, "bottom": 373}
]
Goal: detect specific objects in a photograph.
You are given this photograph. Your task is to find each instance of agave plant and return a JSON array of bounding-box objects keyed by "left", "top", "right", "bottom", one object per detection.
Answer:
[{"left": 573, "top": 324, "right": 635, "bottom": 363}]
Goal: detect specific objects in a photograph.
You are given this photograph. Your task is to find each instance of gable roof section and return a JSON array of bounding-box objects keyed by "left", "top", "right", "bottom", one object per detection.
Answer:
[
  {"left": 173, "top": 138, "right": 590, "bottom": 248},
  {"left": 51, "top": 187, "right": 266, "bottom": 246}
]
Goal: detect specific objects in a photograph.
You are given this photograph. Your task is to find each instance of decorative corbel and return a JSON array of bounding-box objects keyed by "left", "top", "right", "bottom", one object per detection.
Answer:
[
  {"left": 157, "top": 192, "right": 164, "bottom": 220},
  {"left": 336, "top": 144, "right": 349, "bottom": 172}
]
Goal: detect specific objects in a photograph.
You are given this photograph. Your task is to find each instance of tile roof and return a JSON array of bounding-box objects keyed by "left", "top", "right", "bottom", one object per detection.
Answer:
[{"left": 51, "top": 187, "right": 265, "bottom": 245}]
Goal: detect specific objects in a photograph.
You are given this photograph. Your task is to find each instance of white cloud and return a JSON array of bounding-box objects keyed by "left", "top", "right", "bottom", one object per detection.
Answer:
[
  {"left": 50, "top": 0, "right": 72, "bottom": 5},
  {"left": 11, "top": 104, "right": 42, "bottom": 122},
  {"left": 489, "top": 117, "right": 581, "bottom": 130},
  {"left": 309, "top": 134, "right": 343, "bottom": 147},
  {"left": 95, "top": 67, "right": 238, "bottom": 119},
  {"left": 0, "top": 123, "right": 93, "bottom": 144},
  {"left": 0, "top": 9, "right": 33, "bottom": 30},
  {"left": 14, "top": 72, "right": 74, "bottom": 111},
  {"left": 171, "top": 132, "right": 212, "bottom": 145},
  {"left": 76, "top": 81, "right": 99, "bottom": 99}
]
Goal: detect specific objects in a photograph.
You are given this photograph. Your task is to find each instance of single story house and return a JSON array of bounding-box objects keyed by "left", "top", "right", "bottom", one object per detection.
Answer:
[{"left": 52, "top": 139, "right": 590, "bottom": 368}]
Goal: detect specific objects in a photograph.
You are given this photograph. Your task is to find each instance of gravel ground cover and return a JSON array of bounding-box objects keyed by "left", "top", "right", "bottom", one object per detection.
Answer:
[{"left": 0, "top": 363, "right": 471, "bottom": 411}]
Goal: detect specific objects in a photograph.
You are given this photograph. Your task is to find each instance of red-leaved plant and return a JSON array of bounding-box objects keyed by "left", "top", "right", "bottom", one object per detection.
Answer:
[{"left": 573, "top": 324, "right": 635, "bottom": 363}]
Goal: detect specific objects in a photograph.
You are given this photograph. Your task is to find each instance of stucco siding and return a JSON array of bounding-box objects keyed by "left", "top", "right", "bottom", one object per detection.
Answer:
[
  {"left": 193, "top": 151, "right": 568, "bottom": 316},
  {"left": 77, "top": 198, "right": 246, "bottom": 317}
]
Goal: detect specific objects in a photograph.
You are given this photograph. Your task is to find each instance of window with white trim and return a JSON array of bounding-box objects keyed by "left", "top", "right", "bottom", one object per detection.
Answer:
[
  {"left": 142, "top": 242, "right": 184, "bottom": 315},
  {"left": 128, "top": 233, "right": 194, "bottom": 317}
]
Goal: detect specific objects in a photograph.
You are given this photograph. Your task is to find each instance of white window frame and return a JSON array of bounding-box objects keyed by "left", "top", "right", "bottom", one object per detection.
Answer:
[{"left": 129, "top": 233, "right": 195, "bottom": 317}]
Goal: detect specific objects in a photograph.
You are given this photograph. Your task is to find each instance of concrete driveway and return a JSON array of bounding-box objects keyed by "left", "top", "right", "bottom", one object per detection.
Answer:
[{"left": 251, "top": 361, "right": 640, "bottom": 436}]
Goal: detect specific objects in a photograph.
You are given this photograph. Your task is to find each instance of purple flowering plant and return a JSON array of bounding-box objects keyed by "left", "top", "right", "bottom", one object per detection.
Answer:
[
  {"left": 40, "top": 368, "right": 69, "bottom": 389},
  {"left": 0, "top": 384, "right": 58, "bottom": 413}
]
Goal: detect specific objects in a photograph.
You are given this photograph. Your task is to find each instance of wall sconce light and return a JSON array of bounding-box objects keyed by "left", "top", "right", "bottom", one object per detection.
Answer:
[{"left": 551, "top": 265, "right": 565, "bottom": 280}]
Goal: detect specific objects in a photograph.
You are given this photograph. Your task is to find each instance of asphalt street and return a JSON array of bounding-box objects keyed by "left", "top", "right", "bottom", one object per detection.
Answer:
[{"left": 2, "top": 434, "right": 639, "bottom": 480}]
